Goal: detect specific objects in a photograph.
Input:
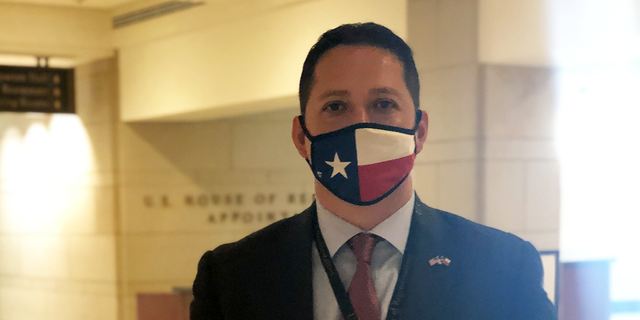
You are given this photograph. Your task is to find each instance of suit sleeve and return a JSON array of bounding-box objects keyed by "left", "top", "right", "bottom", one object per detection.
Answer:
[
  {"left": 191, "top": 250, "right": 225, "bottom": 320},
  {"left": 511, "top": 241, "right": 558, "bottom": 320}
]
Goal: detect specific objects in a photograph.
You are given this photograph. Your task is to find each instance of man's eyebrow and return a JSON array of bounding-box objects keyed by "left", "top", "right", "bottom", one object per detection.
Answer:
[
  {"left": 320, "top": 90, "right": 350, "bottom": 99},
  {"left": 370, "top": 87, "right": 401, "bottom": 96}
]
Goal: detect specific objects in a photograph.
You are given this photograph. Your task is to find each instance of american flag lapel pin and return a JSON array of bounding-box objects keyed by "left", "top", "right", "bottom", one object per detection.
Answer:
[{"left": 429, "top": 256, "right": 451, "bottom": 267}]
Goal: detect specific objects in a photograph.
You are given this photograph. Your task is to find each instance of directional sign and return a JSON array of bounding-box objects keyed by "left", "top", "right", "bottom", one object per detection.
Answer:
[{"left": 0, "top": 65, "right": 74, "bottom": 113}]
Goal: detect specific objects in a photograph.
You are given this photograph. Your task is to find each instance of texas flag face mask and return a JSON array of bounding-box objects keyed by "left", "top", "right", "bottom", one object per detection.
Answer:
[{"left": 299, "top": 112, "right": 421, "bottom": 206}]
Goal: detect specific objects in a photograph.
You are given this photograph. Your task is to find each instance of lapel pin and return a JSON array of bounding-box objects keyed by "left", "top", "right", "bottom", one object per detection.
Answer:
[{"left": 429, "top": 256, "right": 451, "bottom": 266}]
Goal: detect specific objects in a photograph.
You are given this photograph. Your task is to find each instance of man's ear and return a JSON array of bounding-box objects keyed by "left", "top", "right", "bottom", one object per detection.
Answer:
[
  {"left": 415, "top": 110, "right": 428, "bottom": 154},
  {"left": 292, "top": 116, "right": 309, "bottom": 159}
]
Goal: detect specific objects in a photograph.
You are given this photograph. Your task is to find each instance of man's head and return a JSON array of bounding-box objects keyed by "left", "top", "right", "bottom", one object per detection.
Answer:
[
  {"left": 298, "top": 22, "right": 420, "bottom": 116},
  {"left": 294, "top": 22, "right": 425, "bottom": 138},
  {"left": 292, "top": 22, "right": 428, "bottom": 222}
]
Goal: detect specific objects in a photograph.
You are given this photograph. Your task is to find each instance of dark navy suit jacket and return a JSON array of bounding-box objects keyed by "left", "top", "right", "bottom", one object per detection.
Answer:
[{"left": 190, "top": 197, "right": 557, "bottom": 320}]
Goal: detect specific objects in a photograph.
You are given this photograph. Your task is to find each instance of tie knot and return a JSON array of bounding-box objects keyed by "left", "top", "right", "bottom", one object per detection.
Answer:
[{"left": 349, "top": 233, "right": 378, "bottom": 264}]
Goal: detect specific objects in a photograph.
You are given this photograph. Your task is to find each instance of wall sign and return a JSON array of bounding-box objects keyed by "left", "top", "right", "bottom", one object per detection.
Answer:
[
  {"left": 0, "top": 65, "right": 75, "bottom": 113},
  {"left": 139, "top": 191, "right": 314, "bottom": 228}
]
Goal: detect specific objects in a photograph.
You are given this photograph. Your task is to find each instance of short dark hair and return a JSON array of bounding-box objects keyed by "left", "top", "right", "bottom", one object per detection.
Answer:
[{"left": 298, "top": 22, "right": 420, "bottom": 114}]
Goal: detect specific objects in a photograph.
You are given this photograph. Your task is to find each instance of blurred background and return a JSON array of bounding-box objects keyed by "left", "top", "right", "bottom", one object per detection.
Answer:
[{"left": 0, "top": 0, "right": 638, "bottom": 319}]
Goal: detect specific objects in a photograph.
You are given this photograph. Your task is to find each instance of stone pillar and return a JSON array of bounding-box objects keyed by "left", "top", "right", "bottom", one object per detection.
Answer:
[
  {"left": 409, "top": 0, "right": 481, "bottom": 223},
  {"left": 408, "top": 0, "right": 560, "bottom": 252}
]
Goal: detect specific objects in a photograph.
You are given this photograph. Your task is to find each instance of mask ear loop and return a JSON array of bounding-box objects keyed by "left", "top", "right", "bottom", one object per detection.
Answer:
[
  {"left": 297, "top": 115, "right": 314, "bottom": 140},
  {"left": 412, "top": 110, "right": 422, "bottom": 154},
  {"left": 412, "top": 109, "right": 423, "bottom": 131},
  {"left": 298, "top": 115, "right": 315, "bottom": 166}
]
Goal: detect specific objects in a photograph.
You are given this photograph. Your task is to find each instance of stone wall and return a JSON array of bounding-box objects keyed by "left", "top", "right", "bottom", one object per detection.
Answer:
[
  {"left": 0, "top": 59, "right": 119, "bottom": 320},
  {"left": 0, "top": 3, "right": 562, "bottom": 319},
  {"left": 408, "top": 0, "right": 560, "bottom": 251}
]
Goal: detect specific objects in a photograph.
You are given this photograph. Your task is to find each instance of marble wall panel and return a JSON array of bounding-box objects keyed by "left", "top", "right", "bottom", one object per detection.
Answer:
[
  {"left": 0, "top": 115, "right": 45, "bottom": 177},
  {"left": 0, "top": 236, "right": 21, "bottom": 275},
  {"left": 122, "top": 234, "right": 247, "bottom": 282},
  {"left": 0, "top": 277, "right": 118, "bottom": 320},
  {"left": 413, "top": 162, "right": 477, "bottom": 221},
  {"left": 69, "top": 235, "right": 117, "bottom": 281},
  {"left": 420, "top": 65, "right": 478, "bottom": 141},
  {"left": 46, "top": 291, "right": 93, "bottom": 320},
  {"left": 408, "top": 0, "right": 478, "bottom": 70},
  {"left": 412, "top": 164, "right": 438, "bottom": 206},
  {"left": 485, "top": 139, "right": 557, "bottom": 160},
  {"left": 0, "top": 285, "right": 42, "bottom": 320},
  {"left": 408, "top": 0, "right": 437, "bottom": 70},
  {"left": 232, "top": 121, "right": 308, "bottom": 171},
  {"left": 484, "top": 161, "right": 526, "bottom": 232},
  {"left": 75, "top": 59, "right": 118, "bottom": 125},
  {"left": 48, "top": 186, "right": 115, "bottom": 235},
  {"left": 75, "top": 59, "right": 116, "bottom": 79},
  {"left": 230, "top": 106, "right": 299, "bottom": 123},
  {"left": 0, "top": 192, "right": 22, "bottom": 234},
  {"left": 118, "top": 121, "right": 233, "bottom": 172},
  {"left": 20, "top": 235, "right": 69, "bottom": 278},
  {"left": 438, "top": 161, "right": 477, "bottom": 221},
  {"left": 75, "top": 186, "right": 116, "bottom": 235},
  {"left": 525, "top": 161, "right": 560, "bottom": 232},
  {"left": 266, "top": 169, "right": 316, "bottom": 186},
  {"left": 37, "top": 287, "right": 116, "bottom": 320},
  {"left": 484, "top": 65, "right": 557, "bottom": 139},
  {"left": 85, "top": 123, "right": 116, "bottom": 174},
  {"left": 0, "top": 115, "right": 111, "bottom": 183},
  {"left": 416, "top": 139, "right": 477, "bottom": 164},
  {"left": 119, "top": 169, "right": 209, "bottom": 187},
  {"left": 94, "top": 295, "right": 119, "bottom": 320},
  {"left": 0, "top": 186, "right": 114, "bottom": 235}
]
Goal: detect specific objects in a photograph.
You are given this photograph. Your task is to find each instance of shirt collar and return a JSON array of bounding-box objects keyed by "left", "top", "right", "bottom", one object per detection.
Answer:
[{"left": 316, "top": 192, "right": 415, "bottom": 257}]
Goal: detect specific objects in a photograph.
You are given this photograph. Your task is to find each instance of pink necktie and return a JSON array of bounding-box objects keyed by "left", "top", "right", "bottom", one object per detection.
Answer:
[{"left": 345, "top": 233, "right": 381, "bottom": 320}]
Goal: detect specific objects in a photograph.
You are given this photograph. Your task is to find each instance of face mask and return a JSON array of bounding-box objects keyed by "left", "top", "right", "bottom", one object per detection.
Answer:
[{"left": 299, "top": 112, "right": 421, "bottom": 206}]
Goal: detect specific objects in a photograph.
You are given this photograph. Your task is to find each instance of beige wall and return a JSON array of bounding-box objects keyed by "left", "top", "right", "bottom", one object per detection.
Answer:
[
  {"left": 115, "top": 3, "right": 560, "bottom": 320},
  {"left": 116, "top": 107, "right": 317, "bottom": 319},
  {"left": 0, "top": 2, "right": 113, "bottom": 65},
  {"left": 482, "top": 65, "right": 559, "bottom": 250},
  {"left": 0, "top": 59, "right": 119, "bottom": 320},
  {"left": 117, "top": 0, "right": 407, "bottom": 122},
  {"left": 409, "top": 0, "right": 480, "bottom": 223},
  {"left": 0, "top": 1, "right": 561, "bottom": 319},
  {"left": 408, "top": 0, "right": 559, "bottom": 251}
]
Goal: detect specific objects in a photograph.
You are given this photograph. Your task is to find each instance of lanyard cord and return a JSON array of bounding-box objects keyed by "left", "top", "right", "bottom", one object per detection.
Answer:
[
  {"left": 312, "top": 215, "right": 359, "bottom": 320},
  {"left": 312, "top": 211, "right": 415, "bottom": 320}
]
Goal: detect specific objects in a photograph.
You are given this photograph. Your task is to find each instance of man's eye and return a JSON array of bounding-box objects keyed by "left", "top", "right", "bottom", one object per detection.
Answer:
[
  {"left": 323, "top": 101, "right": 346, "bottom": 112},
  {"left": 373, "top": 99, "right": 399, "bottom": 110}
]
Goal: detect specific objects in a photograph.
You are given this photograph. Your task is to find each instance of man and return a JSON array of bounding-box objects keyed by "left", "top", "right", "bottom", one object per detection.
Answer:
[{"left": 191, "top": 23, "right": 557, "bottom": 320}]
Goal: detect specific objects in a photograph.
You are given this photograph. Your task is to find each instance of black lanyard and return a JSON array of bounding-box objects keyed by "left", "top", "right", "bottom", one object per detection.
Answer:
[{"left": 312, "top": 211, "right": 414, "bottom": 320}]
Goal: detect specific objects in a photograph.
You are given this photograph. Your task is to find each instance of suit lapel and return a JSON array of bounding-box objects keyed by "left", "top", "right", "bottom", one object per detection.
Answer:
[
  {"left": 259, "top": 198, "right": 457, "bottom": 320},
  {"left": 267, "top": 205, "right": 315, "bottom": 320},
  {"left": 392, "top": 197, "right": 457, "bottom": 320}
]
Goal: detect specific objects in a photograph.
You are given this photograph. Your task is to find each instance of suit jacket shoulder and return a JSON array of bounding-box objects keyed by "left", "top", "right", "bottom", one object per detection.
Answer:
[
  {"left": 427, "top": 204, "right": 535, "bottom": 257},
  {"left": 190, "top": 207, "right": 315, "bottom": 320},
  {"left": 191, "top": 198, "right": 557, "bottom": 320},
  {"left": 402, "top": 201, "right": 557, "bottom": 320}
]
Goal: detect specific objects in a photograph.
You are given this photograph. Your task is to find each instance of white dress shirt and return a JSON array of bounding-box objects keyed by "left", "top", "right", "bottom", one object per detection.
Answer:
[{"left": 312, "top": 193, "right": 415, "bottom": 320}]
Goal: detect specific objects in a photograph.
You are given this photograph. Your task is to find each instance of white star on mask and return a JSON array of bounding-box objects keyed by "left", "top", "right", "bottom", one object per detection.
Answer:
[{"left": 325, "top": 153, "right": 351, "bottom": 179}]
